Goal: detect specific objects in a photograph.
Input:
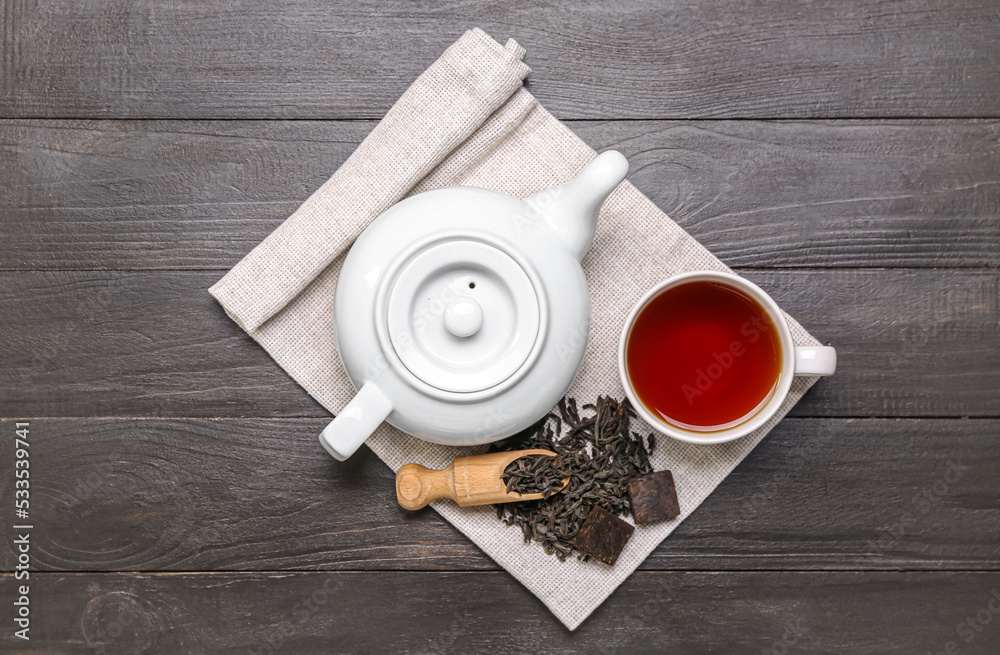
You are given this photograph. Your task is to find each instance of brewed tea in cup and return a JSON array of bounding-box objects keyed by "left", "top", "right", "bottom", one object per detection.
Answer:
[{"left": 618, "top": 271, "right": 836, "bottom": 444}]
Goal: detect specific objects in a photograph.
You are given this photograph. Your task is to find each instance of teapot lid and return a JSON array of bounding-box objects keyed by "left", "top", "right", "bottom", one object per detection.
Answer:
[{"left": 378, "top": 236, "right": 544, "bottom": 395}]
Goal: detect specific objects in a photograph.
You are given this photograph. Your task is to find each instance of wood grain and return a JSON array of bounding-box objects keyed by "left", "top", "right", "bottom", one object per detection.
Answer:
[
  {"left": 2, "top": 0, "right": 997, "bottom": 647},
  {"left": 2, "top": 0, "right": 999, "bottom": 120},
  {"left": 0, "top": 269, "right": 995, "bottom": 418},
  {"left": 2, "top": 417, "right": 996, "bottom": 572},
  {"left": 3, "top": 571, "right": 1000, "bottom": 654},
  {"left": 1, "top": 119, "right": 998, "bottom": 270}
]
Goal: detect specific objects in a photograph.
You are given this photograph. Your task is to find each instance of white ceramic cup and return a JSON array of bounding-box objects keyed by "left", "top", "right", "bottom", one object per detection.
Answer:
[{"left": 618, "top": 271, "right": 837, "bottom": 445}]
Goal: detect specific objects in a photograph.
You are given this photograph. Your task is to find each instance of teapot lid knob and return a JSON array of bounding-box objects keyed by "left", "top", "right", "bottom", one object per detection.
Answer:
[{"left": 444, "top": 296, "right": 483, "bottom": 338}]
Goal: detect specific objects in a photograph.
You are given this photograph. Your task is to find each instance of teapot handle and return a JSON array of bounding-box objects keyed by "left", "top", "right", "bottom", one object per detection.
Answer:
[{"left": 318, "top": 382, "right": 393, "bottom": 461}]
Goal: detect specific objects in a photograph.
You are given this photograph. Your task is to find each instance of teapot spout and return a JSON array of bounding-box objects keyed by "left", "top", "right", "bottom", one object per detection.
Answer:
[{"left": 526, "top": 150, "right": 629, "bottom": 261}]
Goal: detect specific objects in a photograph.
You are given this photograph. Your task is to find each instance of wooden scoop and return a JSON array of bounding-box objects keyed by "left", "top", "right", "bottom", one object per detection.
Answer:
[{"left": 395, "top": 449, "right": 567, "bottom": 511}]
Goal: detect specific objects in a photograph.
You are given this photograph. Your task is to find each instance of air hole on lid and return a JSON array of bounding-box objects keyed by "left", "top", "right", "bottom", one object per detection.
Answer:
[{"left": 469, "top": 282, "right": 476, "bottom": 289}]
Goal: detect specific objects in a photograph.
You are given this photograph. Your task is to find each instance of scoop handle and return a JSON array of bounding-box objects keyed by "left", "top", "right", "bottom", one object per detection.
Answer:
[{"left": 395, "top": 463, "right": 457, "bottom": 510}]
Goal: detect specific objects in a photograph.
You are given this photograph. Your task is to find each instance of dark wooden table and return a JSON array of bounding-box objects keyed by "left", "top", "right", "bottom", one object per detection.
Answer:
[{"left": 2, "top": 2, "right": 999, "bottom": 653}]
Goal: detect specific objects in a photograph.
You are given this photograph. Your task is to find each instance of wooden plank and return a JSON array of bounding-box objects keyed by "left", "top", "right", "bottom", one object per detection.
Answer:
[
  {"left": 0, "top": 120, "right": 369, "bottom": 271},
  {"left": 3, "top": 571, "right": 1000, "bottom": 653},
  {"left": 0, "top": 269, "right": 995, "bottom": 418},
  {"left": 1, "top": 119, "right": 997, "bottom": 270},
  {"left": 2, "top": 1, "right": 999, "bottom": 119},
  {"left": 0, "top": 271, "right": 326, "bottom": 418},
  {"left": 582, "top": 120, "right": 1000, "bottom": 268},
  {"left": 1, "top": 417, "right": 996, "bottom": 573}
]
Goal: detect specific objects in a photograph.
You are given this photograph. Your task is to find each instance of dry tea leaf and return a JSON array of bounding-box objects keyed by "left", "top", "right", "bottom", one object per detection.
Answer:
[
  {"left": 501, "top": 454, "right": 566, "bottom": 498},
  {"left": 490, "top": 396, "right": 654, "bottom": 561}
]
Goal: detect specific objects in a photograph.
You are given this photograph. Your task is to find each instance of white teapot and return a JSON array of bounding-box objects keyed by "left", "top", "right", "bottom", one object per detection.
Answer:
[{"left": 320, "top": 151, "right": 629, "bottom": 460}]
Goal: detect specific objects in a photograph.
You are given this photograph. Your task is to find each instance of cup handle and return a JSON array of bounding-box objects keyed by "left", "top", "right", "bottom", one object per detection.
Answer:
[
  {"left": 318, "top": 382, "right": 393, "bottom": 461},
  {"left": 793, "top": 346, "right": 837, "bottom": 376}
]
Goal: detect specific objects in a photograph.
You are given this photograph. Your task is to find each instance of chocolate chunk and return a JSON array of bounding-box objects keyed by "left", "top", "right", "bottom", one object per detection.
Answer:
[
  {"left": 628, "top": 470, "right": 680, "bottom": 524},
  {"left": 574, "top": 506, "right": 635, "bottom": 565}
]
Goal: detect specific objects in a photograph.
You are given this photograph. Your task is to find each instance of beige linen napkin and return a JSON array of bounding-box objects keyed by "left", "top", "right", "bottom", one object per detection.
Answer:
[{"left": 210, "top": 28, "right": 822, "bottom": 630}]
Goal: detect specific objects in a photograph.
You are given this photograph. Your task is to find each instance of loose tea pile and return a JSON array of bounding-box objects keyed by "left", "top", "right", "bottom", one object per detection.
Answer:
[
  {"left": 490, "top": 396, "right": 655, "bottom": 561},
  {"left": 501, "top": 454, "right": 566, "bottom": 499}
]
